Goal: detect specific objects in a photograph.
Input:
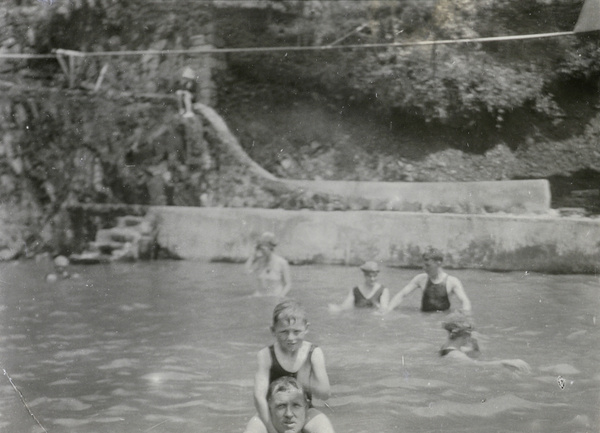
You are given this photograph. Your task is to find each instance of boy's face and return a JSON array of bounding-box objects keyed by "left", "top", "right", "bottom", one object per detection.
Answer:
[
  {"left": 269, "top": 389, "right": 307, "bottom": 433},
  {"left": 271, "top": 319, "right": 308, "bottom": 354}
]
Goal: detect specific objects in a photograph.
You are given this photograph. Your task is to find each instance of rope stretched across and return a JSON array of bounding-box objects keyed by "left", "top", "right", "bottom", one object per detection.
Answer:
[{"left": 0, "top": 31, "right": 576, "bottom": 59}]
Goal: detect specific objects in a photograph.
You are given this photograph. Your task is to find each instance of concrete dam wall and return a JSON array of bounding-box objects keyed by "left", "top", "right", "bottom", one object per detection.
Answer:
[{"left": 150, "top": 206, "right": 600, "bottom": 273}]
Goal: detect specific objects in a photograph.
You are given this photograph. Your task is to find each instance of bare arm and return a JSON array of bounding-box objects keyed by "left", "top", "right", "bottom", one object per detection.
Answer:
[
  {"left": 328, "top": 289, "right": 355, "bottom": 313},
  {"left": 379, "top": 287, "right": 390, "bottom": 310},
  {"left": 279, "top": 258, "right": 292, "bottom": 297},
  {"left": 383, "top": 275, "right": 424, "bottom": 314},
  {"left": 245, "top": 249, "right": 258, "bottom": 273},
  {"left": 445, "top": 350, "right": 531, "bottom": 373},
  {"left": 447, "top": 276, "right": 472, "bottom": 313},
  {"left": 253, "top": 349, "right": 278, "bottom": 433},
  {"left": 307, "top": 347, "right": 331, "bottom": 400}
]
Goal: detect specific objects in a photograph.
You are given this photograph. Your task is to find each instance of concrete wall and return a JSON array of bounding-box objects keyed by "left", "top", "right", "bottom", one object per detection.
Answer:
[
  {"left": 150, "top": 206, "right": 600, "bottom": 273},
  {"left": 284, "top": 179, "right": 551, "bottom": 214}
]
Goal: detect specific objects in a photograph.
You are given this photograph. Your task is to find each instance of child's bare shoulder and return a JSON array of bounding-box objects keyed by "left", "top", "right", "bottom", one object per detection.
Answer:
[{"left": 256, "top": 346, "right": 273, "bottom": 365}]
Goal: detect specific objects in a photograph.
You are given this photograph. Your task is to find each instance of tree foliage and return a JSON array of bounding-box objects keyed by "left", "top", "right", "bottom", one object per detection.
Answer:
[
  {"left": 8, "top": 0, "right": 600, "bottom": 130},
  {"left": 217, "top": 0, "right": 598, "bottom": 129}
]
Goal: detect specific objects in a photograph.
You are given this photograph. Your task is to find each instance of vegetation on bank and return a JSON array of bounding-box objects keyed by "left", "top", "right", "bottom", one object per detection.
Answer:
[
  {"left": 3, "top": 1, "right": 598, "bottom": 134},
  {"left": 0, "top": 0, "right": 599, "bottom": 259}
]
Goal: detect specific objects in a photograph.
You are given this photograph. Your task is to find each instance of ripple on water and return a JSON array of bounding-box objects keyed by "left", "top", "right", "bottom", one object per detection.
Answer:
[
  {"left": 409, "top": 394, "right": 537, "bottom": 418},
  {"left": 142, "top": 371, "right": 209, "bottom": 383},
  {"left": 52, "top": 418, "right": 91, "bottom": 428},
  {"left": 373, "top": 376, "right": 451, "bottom": 390},
  {"left": 54, "top": 348, "right": 98, "bottom": 359},
  {"left": 162, "top": 399, "right": 246, "bottom": 412},
  {"left": 119, "top": 303, "right": 151, "bottom": 312},
  {"left": 98, "top": 358, "right": 138, "bottom": 370},
  {"left": 104, "top": 404, "right": 139, "bottom": 415},
  {"left": 539, "top": 363, "right": 581, "bottom": 375},
  {"left": 111, "top": 388, "right": 137, "bottom": 397},
  {"left": 49, "top": 378, "right": 80, "bottom": 386},
  {"left": 29, "top": 397, "right": 91, "bottom": 411}
]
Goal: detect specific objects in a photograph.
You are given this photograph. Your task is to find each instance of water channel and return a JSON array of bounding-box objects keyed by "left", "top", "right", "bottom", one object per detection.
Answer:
[{"left": 0, "top": 260, "right": 598, "bottom": 433}]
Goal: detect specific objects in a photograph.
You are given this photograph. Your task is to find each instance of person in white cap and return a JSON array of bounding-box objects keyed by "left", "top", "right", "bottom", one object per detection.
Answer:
[
  {"left": 245, "top": 232, "right": 291, "bottom": 297},
  {"left": 176, "top": 66, "right": 197, "bottom": 118},
  {"left": 328, "top": 261, "right": 389, "bottom": 313}
]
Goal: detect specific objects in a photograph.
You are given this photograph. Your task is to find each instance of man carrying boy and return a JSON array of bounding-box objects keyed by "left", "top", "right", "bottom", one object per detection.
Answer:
[
  {"left": 382, "top": 247, "right": 472, "bottom": 314},
  {"left": 244, "top": 300, "right": 332, "bottom": 433},
  {"left": 267, "top": 377, "right": 335, "bottom": 433}
]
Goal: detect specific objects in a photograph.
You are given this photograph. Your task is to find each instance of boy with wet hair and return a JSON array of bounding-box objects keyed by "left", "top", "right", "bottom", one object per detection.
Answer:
[
  {"left": 382, "top": 247, "right": 472, "bottom": 314},
  {"left": 244, "top": 300, "right": 332, "bottom": 433},
  {"left": 267, "top": 377, "right": 335, "bottom": 433},
  {"left": 440, "top": 313, "right": 531, "bottom": 373}
]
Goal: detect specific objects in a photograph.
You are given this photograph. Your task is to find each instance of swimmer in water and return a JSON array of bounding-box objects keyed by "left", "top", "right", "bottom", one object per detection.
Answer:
[
  {"left": 266, "top": 377, "right": 335, "bottom": 433},
  {"left": 439, "top": 314, "right": 531, "bottom": 373},
  {"left": 45, "top": 255, "right": 71, "bottom": 282},
  {"left": 244, "top": 300, "right": 332, "bottom": 433},
  {"left": 328, "top": 261, "right": 389, "bottom": 313},
  {"left": 381, "top": 247, "right": 472, "bottom": 314},
  {"left": 245, "top": 232, "right": 291, "bottom": 297}
]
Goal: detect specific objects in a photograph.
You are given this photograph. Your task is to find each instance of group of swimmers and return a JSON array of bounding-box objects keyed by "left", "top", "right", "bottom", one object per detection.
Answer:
[
  {"left": 243, "top": 233, "right": 531, "bottom": 433},
  {"left": 245, "top": 232, "right": 470, "bottom": 316}
]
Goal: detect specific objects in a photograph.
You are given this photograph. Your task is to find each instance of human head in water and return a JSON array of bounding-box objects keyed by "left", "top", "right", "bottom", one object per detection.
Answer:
[
  {"left": 422, "top": 247, "right": 444, "bottom": 277},
  {"left": 267, "top": 376, "right": 309, "bottom": 433},
  {"left": 271, "top": 300, "right": 308, "bottom": 355},
  {"left": 441, "top": 314, "right": 480, "bottom": 358},
  {"left": 257, "top": 231, "right": 278, "bottom": 250},
  {"left": 359, "top": 261, "right": 380, "bottom": 287},
  {"left": 422, "top": 247, "right": 444, "bottom": 263},
  {"left": 272, "top": 300, "right": 307, "bottom": 327}
]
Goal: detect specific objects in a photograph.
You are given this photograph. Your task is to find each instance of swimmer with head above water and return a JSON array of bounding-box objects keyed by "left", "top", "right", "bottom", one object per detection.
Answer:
[
  {"left": 440, "top": 314, "right": 531, "bottom": 373},
  {"left": 266, "top": 377, "right": 335, "bottom": 433},
  {"left": 45, "top": 255, "right": 78, "bottom": 282},
  {"left": 245, "top": 232, "right": 291, "bottom": 297},
  {"left": 244, "top": 300, "right": 332, "bottom": 433},
  {"left": 328, "top": 261, "right": 390, "bottom": 313},
  {"left": 381, "top": 247, "right": 472, "bottom": 315}
]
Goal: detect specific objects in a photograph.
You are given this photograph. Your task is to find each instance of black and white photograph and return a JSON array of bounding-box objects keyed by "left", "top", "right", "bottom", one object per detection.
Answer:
[{"left": 0, "top": 0, "right": 599, "bottom": 432}]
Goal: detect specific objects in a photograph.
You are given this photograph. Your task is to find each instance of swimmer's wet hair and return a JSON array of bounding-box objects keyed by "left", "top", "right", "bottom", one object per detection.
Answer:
[
  {"left": 267, "top": 376, "right": 307, "bottom": 404},
  {"left": 422, "top": 247, "right": 444, "bottom": 262},
  {"left": 257, "top": 232, "right": 278, "bottom": 248},
  {"left": 442, "top": 315, "right": 474, "bottom": 338},
  {"left": 272, "top": 300, "right": 307, "bottom": 326}
]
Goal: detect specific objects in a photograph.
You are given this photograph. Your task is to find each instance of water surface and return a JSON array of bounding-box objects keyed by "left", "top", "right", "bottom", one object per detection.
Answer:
[{"left": 0, "top": 261, "right": 598, "bottom": 433}]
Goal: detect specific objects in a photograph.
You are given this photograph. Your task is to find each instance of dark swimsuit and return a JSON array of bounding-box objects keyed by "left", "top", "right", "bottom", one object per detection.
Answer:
[
  {"left": 353, "top": 285, "right": 385, "bottom": 307},
  {"left": 269, "top": 344, "right": 315, "bottom": 404},
  {"left": 439, "top": 337, "right": 480, "bottom": 359},
  {"left": 421, "top": 276, "right": 451, "bottom": 312}
]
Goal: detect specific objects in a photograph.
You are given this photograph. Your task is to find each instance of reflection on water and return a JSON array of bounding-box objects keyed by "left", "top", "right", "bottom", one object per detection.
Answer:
[{"left": 0, "top": 261, "right": 598, "bottom": 433}]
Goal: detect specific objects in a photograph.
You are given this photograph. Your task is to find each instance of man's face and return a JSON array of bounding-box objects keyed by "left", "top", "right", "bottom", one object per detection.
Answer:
[
  {"left": 423, "top": 258, "right": 440, "bottom": 274},
  {"left": 269, "top": 389, "right": 307, "bottom": 433},
  {"left": 362, "top": 270, "right": 379, "bottom": 287},
  {"left": 256, "top": 243, "right": 272, "bottom": 257},
  {"left": 271, "top": 320, "right": 307, "bottom": 355}
]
